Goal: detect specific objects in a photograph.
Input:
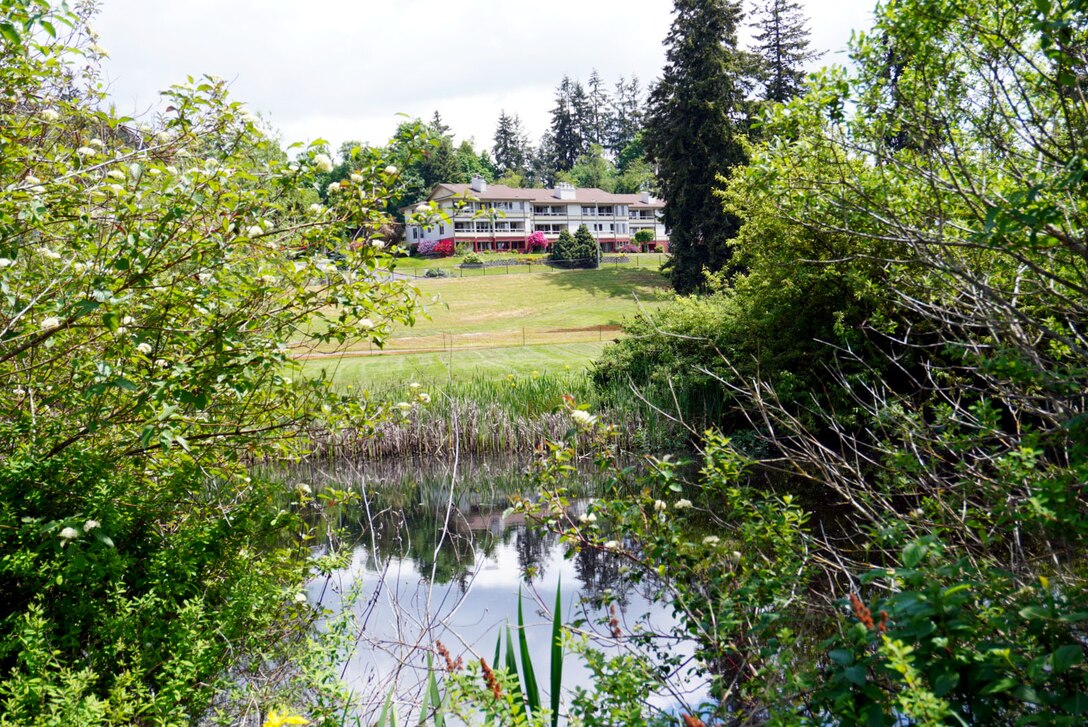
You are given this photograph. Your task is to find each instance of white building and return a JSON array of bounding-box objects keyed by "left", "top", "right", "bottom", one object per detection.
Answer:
[{"left": 404, "top": 176, "right": 668, "bottom": 253}]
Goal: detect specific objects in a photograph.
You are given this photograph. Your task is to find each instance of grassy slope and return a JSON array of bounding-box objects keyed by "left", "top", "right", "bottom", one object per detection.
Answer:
[{"left": 303, "top": 262, "right": 672, "bottom": 387}]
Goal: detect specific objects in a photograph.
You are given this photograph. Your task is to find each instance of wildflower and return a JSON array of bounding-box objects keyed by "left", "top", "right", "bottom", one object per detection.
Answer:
[
  {"left": 653, "top": 500, "right": 667, "bottom": 512},
  {"left": 154, "top": 358, "right": 168, "bottom": 368},
  {"left": 326, "top": 181, "right": 340, "bottom": 195},
  {"left": 570, "top": 409, "right": 597, "bottom": 427},
  {"left": 350, "top": 173, "right": 363, "bottom": 183},
  {"left": 408, "top": 382, "right": 421, "bottom": 390},
  {"left": 41, "top": 316, "right": 61, "bottom": 330},
  {"left": 313, "top": 153, "right": 333, "bottom": 172},
  {"left": 308, "top": 203, "right": 324, "bottom": 215},
  {"left": 246, "top": 225, "right": 264, "bottom": 238},
  {"left": 674, "top": 498, "right": 693, "bottom": 510},
  {"left": 417, "top": 392, "right": 431, "bottom": 404},
  {"left": 83, "top": 519, "right": 100, "bottom": 532},
  {"left": 297, "top": 483, "right": 312, "bottom": 495},
  {"left": 579, "top": 512, "right": 597, "bottom": 524},
  {"left": 76, "top": 146, "right": 96, "bottom": 156},
  {"left": 41, "top": 109, "right": 59, "bottom": 122},
  {"left": 136, "top": 342, "right": 153, "bottom": 355},
  {"left": 262, "top": 709, "right": 309, "bottom": 727},
  {"left": 59, "top": 526, "right": 79, "bottom": 541},
  {"left": 384, "top": 164, "right": 398, "bottom": 176},
  {"left": 703, "top": 535, "right": 720, "bottom": 546}
]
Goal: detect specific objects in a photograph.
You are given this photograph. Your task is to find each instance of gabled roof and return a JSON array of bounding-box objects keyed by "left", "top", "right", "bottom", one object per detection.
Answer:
[{"left": 425, "top": 183, "right": 665, "bottom": 208}]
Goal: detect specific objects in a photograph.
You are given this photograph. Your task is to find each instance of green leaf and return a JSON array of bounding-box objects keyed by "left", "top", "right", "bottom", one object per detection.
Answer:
[
  {"left": 0, "top": 23, "right": 19, "bottom": 45},
  {"left": 902, "top": 542, "right": 926, "bottom": 569},
  {"left": 932, "top": 669, "right": 959, "bottom": 697},
  {"left": 517, "top": 590, "right": 541, "bottom": 716},
  {"left": 829, "top": 649, "right": 854, "bottom": 666},
  {"left": 1052, "top": 645, "right": 1083, "bottom": 674},
  {"left": 550, "top": 581, "right": 563, "bottom": 727},
  {"left": 843, "top": 665, "right": 867, "bottom": 686}
]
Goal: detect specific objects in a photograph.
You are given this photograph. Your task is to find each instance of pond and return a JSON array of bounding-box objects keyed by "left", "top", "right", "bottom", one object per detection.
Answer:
[{"left": 284, "top": 455, "right": 708, "bottom": 720}]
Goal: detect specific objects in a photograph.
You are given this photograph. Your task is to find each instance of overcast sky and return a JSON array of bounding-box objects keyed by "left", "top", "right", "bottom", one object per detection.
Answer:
[{"left": 93, "top": 0, "right": 874, "bottom": 154}]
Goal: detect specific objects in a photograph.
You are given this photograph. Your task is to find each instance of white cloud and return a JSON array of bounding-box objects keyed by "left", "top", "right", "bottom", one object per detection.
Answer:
[{"left": 95, "top": 0, "right": 874, "bottom": 153}]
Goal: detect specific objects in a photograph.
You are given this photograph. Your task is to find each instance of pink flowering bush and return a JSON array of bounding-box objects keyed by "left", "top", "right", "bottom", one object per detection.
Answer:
[{"left": 525, "top": 230, "right": 550, "bottom": 251}]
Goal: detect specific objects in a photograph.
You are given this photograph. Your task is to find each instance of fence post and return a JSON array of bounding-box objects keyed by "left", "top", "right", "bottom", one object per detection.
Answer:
[{"left": 522, "top": 327, "right": 526, "bottom": 346}]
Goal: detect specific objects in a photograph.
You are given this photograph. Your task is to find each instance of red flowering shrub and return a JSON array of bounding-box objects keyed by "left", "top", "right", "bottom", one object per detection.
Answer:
[
  {"left": 526, "top": 231, "right": 550, "bottom": 251},
  {"left": 417, "top": 238, "right": 455, "bottom": 256}
]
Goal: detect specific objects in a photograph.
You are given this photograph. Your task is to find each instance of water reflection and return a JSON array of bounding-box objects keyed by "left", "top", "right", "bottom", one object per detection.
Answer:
[{"left": 286, "top": 456, "right": 705, "bottom": 718}]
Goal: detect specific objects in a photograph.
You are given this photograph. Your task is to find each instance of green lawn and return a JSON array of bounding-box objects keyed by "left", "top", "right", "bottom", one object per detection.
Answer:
[
  {"left": 300, "top": 262, "right": 672, "bottom": 387},
  {"left": 304, "top": 343, "right": 609, "bottom": 388},
  {"left": 388, "top": 251, "right": 668, "bottom": 276}
]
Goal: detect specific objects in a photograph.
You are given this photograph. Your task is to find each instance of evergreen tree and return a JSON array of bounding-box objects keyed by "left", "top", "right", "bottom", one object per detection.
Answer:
[
  {"left": 644, "top": 0, "right": 749, "bottom": 293},
  {"left": 529, "top": 132, "right": 559, "bottom": 188},
  {"left": 585, "top": 69, "right": 611, "bottom": 148},
  {"left": 550, "top": 76, "right": 586, "bottom": 171},
  {"left": 572, "top": 223, "right": 600, "bottom": 267},
  {"left": 492, "top": 110, "right": 530, "bottom": 176},
  {"left": 608, "top": 76, "right": 645, "bottom": 156},
  {"left": 750, "top": 0, "right": 820, "bottom": 103}
]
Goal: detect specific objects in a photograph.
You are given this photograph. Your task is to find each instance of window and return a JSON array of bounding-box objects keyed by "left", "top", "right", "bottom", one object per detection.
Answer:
[
  {"left": 455, "top": 222, "right": 472, "bottom": 232},
  {"left": 581, "top": 206, "right": 596, "bottom": 216},
  {"left": 598, "top": 206, "right": 614, "bottom": 216}
]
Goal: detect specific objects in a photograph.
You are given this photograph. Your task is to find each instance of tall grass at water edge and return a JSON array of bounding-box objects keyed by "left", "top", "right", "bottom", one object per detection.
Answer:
[{"left": 309, "top": 371, "right": 691, "bottom": 459}]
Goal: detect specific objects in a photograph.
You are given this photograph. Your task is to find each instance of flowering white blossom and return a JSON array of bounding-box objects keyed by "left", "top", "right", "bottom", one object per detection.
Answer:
[
  {"left": 37, "top": 247, "right": 61, "bottom": 260},
  {"left": 579, "top": 512, "right": 598, "bottom": 524},
  {"left": 417, "top": 392, "right": 431, "bottom": 404},
  {"left": 246, "top": 225, "right": 264, "bottom": 238},
  {"left": 106, "top": 183, "right": 126, "bottom": 196},
  {"left": 76, "top": 146, "right": 96, "bottom": 156},
  {"left": 394, "top": 401, "right": 413, "bottom": 413},
  {"left": 59, "top": 526, "right": 79, "bottom": 541},
  {"left": 204, "top": 157, "right": 219, "bottom": 170},
  {"left": 570, "top": 409, "right": 597, "bottom": 427},
  {"left": 294, "top": 592, "right": 308, "bottom": 604},
  {"left": 30, "top": 185, "right": 45, "bottom": 194},
  {"left": 122, "top": 316, "right": 135, "bottom": 325},
  {"left": 360, "top": 318, "right": 375, "bottom": 330},
  {"left": 41, "top": 109, "right": 59, "bottom": 122},
  {"left": 327, "top": 181, "right": 341, "bottom": 195},
  {"left": 674, "top": 499, "right": 693, "bottom": 510},
  {"left": 89, "top": 138, "right": 104, "bottom": 149},
  {"left": 409, "top": 382, "right": 421, "bottom": 390},
  {"left": 653, "top": 500, "right": 667, "bottom": 512},
  {"left": 297, "top": 483, "right": 312, "bottom": 495},
  {"left": 25, "top": 175, "right": 41, "bottom": 185},
  {"left": 147, "top": 168, "right": 162, "bottom": 177},
  {"left": 313, "top": 154, "right": 334, "bottom": 172},
  {"left": 154, "top": 131, "right": 172, "bottom": 144},
  {"left": 703, "top": 535, "right": 721, "bottom": 546},
  {"left": 155, "top": 358, "right": 168, "bottom": 368},
  {"left": 371, "top": 240, "right": 385, "bottom": 249},
  {"left": 106, "top": 169, "right": 125, "bottom": 180},
  {"left": 83, "top": 519, "right": 100, "bottom": 532},
  {"left": 384, "top": 165, "right": 398, "bottom": 176},
  {"left": 0, "top": 258, "right": 13, "bottom": 267},
  {"left": 350, "top": 173, "right": 363, "bottom": 183},
  {"left": 40, "top": 316, "right": 61, "bottom": 330},
  {"left": 136, "top": 342, "right": 153, "bottom": 355},
  {"left": 603, "top": 540, "right": 619, "bottom": 549},
  {"left": 308, "top": 203, "right": 324, "bottom": 215}
]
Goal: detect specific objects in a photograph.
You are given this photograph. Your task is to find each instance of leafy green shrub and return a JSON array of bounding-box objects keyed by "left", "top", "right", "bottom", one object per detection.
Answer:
[
  {"left": 461, "top": 252, "right": 483, "bottom": 265},
  {"left": 0, "top": 4, "right": 419, "bottom": 721},
  {"left": 550, "top": 225, "right": 599, "bottom": 268},
  {"left": 633, "top": 229, "right": 655, "bottom": 245}
]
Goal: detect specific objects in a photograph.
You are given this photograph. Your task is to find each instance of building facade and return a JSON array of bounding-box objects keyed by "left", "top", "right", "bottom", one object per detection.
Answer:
[{"left": 404, "top": 177, "right": 668, "bottom": 253}]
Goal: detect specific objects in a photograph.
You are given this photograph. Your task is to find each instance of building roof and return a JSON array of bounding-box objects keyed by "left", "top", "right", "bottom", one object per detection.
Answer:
[{"left": 426, "top": 183, "right": 665, "bottom": 209}]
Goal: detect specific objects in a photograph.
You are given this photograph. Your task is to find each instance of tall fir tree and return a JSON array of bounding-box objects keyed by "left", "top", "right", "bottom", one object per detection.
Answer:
[
  {"left": 492, "top": 110, "right": 530, "bottom": 177},
  {"left": 750, "top": 0, "right": 820, "bottom": 103},
  {"left": 608, "top": 76, "right": 645, "bottom": 156},
  {"left": 550, "top": 76, "right": 588, "bottom": 171},
  {"left": 585, "top": 69, "right": 611, "bottom": 148},
  {"left": 644, "top": 0, "right": 749, "bottom": 293}
]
